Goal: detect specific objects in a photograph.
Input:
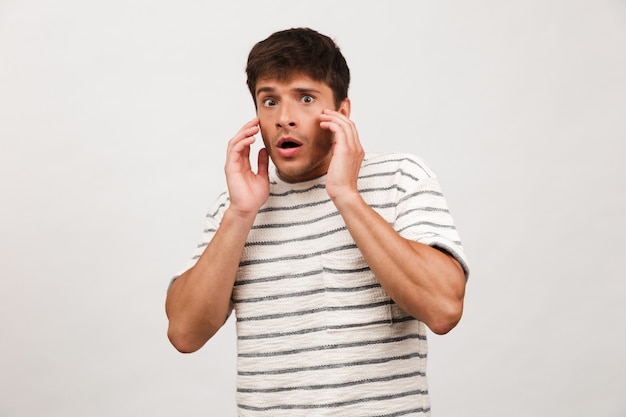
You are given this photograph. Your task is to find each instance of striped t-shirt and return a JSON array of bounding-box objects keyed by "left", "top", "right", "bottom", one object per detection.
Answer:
[{"left": 179, "top": 152, "right": 469, "bottom": 416}]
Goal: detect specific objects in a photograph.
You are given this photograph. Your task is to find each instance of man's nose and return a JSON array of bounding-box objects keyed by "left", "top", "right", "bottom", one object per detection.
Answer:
[{"left": 277, "top": 102, "right": 297, "bottom": 129}]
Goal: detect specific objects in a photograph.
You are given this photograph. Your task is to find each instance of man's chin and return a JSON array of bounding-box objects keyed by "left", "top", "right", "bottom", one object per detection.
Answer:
[{"left": 275, "top": 164, "right": 327, "bottom": 183}]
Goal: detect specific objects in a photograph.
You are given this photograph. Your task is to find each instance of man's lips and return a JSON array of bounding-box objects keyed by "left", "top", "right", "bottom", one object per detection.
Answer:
[
  {"left": 276, "top": 136, "right": 303, "bottom": 148},
  {"left": 275, "top": 137, "right": 303, "bottom": 157}
]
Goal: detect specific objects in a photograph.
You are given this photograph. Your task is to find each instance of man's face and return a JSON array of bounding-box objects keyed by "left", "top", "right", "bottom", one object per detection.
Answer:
[{"left": 255, "top": 74, "right": 350, "bottom": 182}]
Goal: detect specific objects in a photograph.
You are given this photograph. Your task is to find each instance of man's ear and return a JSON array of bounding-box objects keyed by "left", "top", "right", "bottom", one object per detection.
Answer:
[{"left": 338, "top": 98, "right": 351, "bottom": 117}]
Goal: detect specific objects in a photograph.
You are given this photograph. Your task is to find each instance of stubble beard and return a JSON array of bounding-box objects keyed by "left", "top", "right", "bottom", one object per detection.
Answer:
[{"left": 271, "top": 132, "right": 334, "bottom": 183}]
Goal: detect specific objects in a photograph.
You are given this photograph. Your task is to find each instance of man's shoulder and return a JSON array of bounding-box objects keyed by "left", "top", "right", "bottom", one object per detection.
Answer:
[
  {"left": 361, "top": 152, "right": 435, "bottom": 178},
  {"left": 205, "top": 190, "right": 230, "bottom": 220}
]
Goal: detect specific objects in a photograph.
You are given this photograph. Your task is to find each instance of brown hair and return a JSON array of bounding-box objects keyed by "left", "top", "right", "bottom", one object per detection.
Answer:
[{"left": 246, "top": 27, "right": 350, "bottom": 109}]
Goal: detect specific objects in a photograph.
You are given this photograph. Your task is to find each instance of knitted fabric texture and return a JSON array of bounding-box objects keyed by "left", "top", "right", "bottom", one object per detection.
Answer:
[{"left": 177, "top": 152, "right": 469, "bottom": 416}]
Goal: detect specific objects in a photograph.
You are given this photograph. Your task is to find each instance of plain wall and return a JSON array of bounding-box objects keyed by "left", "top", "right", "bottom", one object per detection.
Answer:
[{"left": 1, "top": 1, "right": 625, "bottom": 416}]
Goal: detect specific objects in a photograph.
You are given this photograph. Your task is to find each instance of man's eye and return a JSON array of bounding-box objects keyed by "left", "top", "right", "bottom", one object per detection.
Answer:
[
  {"left": 262, "top": 98, "right": 276, "bottom": 107},
  {"left": 301, "top": 95, "right": 314, "bottom": 104}
]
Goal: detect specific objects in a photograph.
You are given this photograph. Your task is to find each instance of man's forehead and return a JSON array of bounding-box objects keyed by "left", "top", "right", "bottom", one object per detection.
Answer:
[{"left": 255, "top": 75, "right": 328, "bottom": 94}]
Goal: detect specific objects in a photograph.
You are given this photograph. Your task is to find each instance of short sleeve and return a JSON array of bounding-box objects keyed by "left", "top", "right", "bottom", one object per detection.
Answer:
[
  {"left": 394, "top": 155, "right": 470, "bottom": 279},
  {"left": 168, "top": 191, "right": 230, "bottom": 288}
]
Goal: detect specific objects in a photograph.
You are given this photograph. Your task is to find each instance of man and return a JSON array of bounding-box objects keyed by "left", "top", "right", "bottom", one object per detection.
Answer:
[{"left": 166, "top": 27, "right": 469, "bottom": 416}]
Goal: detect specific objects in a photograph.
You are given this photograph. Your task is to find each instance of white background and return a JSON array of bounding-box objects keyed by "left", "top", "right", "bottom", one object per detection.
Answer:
[{"left": 1, "top": 1, "right": 625, "bottom": 416}]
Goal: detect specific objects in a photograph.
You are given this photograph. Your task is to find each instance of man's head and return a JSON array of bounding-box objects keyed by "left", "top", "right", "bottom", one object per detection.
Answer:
[{"left": 246, "top": 28, "right": 350, "bottom": 109}]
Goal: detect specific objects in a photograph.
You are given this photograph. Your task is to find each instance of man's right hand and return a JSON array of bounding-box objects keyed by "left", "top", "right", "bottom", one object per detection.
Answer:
[
  {"left": 224, "top": 118, "right": 270, "bottom": 218},
  {"left": 166, "top": 119, "right": 270, "bottom": 353}
]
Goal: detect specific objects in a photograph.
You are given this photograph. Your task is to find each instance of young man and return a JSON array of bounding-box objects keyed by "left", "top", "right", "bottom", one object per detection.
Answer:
[{"left": 166, "top": 27, "right": 469, "bottom": 416}]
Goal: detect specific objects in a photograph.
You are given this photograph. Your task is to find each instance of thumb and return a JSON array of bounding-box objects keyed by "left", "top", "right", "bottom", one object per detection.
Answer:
[{"left": 257, "top": 148, "right": 269, "bottom": 178}]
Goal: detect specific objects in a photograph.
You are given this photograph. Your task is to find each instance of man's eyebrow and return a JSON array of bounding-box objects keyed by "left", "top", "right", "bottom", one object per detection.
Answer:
[
  {"left": 293, "top": 87, "right": 322, "bottom": 95},
  {"left": 255, "top": 86, "right": 322, "bottom": 97},
  {"left": 256, "top": 86, "right": 275, "bottom": 96}
]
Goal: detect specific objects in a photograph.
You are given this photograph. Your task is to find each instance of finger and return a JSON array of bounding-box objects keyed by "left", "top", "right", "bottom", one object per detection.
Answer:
[
  {"left": 227, "top": 120, "right": 260, "bottom": 159},
  {"left": 228, "top": 119, "right": 259, "bottom": 146},
  {"left": 319, "top": 113, "right": 346, "bottom": 137},
  {"left": 320, "top": 111, "right": 360, "bottom": 151},
  {"left": 231, "top": 127, "right": 259, "bottom": 149},
  {"left": 331, "top": 110, "right": 355, "bottom": 133},
  {"left": 257, "top": 148, "right": 269, "bottom": 177},
  {"left": 320, "top": 110, "right": 354, "bottom": 136},
  {"left": 227, "top": 138, "right": 255, "bottom": 169},
  {"left": 238, "top": 117, "right": 260, "bottom": 134}
]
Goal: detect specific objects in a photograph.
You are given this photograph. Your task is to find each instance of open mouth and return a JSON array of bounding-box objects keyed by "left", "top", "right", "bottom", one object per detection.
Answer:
[
  {"left": 275, "top": 137, "right": 303, "bottom": 157},
  {"left": 279, "top": 141, "right": 301, "bottom": 149},
  {"left": 277, "top": 137, "right": 303, "bottom": 149}
]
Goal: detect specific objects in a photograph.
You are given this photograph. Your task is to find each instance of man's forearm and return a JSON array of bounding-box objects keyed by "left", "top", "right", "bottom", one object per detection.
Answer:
[
  {"left": 165, "top": 209, "right": 255, "bottom": 353},
  {"left": 333, "top": 192, "right": 466, "bottom": 334}
]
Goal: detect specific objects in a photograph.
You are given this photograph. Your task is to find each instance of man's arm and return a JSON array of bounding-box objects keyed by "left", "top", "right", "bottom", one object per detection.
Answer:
[
  {"left": 320, "top": 109, "right": 466, "bottom": 335},
  {"left": 327, "top": 193, "right": 465, "bottom": 334},
  {"left": 165, "top": 119, "right": 269, "bottom": 353}
]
